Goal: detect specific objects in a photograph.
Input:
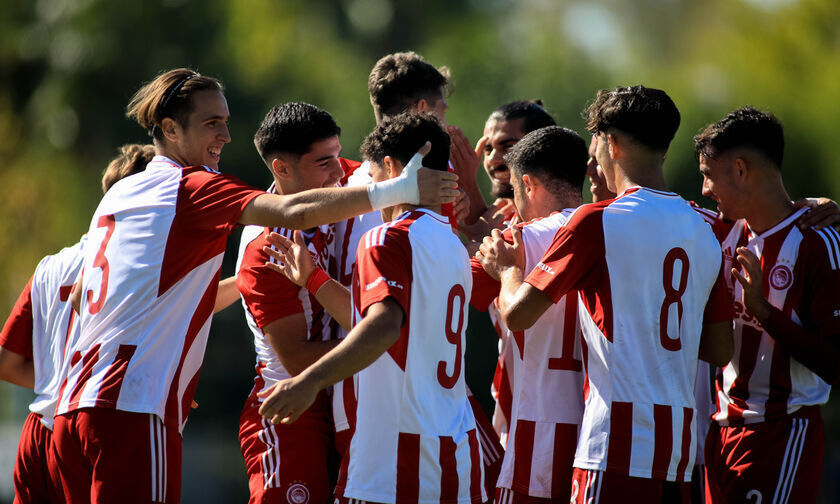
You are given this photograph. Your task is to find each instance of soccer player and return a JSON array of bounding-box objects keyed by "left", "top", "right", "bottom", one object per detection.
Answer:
[
  {"left": 236, "top": 102, "right": 348, "bottom": 504},
  {"left": 0, "top": 143, "right": 154, "bottom": 504},
  {"left": 50, "top": 68, "right": 457, "bottom": 504},
  {"left": 696, "top": 107, "right": 840, "bottom": 504},
  {"left": 463, "top": 100, "right": 557, "bottom": 448},
  {"left": 259, "top": 113, "right": 485, "bottom": 504},
  {"left": 477, "top": 85, "right": 734, "bottom": 503},
  {"left": 469, "top": 125, "right": 589, "bottom": 504}
]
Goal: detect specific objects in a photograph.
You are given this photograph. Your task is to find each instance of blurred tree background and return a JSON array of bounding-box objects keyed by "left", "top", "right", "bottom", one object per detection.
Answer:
[{"left": 1, "top": 0, "right": 839, "bottom": 501}]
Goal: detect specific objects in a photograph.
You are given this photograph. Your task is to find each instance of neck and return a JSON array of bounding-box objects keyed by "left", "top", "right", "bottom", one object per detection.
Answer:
[{"left": 744, "top": 181, "right": 794, "bottom": 233}]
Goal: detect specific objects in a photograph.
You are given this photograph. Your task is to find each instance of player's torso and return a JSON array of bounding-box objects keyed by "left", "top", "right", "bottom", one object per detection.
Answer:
[
  {"left": 29, "top": 237, "right": 86, "bottom": 428},
  {"left": 345, "top": 210, "right": 481, "bottom": 503},
  {"left": 715, "top": 209, "right": 832, "bottom": 424},
  {"left": 236, "top": 221, "right": 334, "bottom": 393}
]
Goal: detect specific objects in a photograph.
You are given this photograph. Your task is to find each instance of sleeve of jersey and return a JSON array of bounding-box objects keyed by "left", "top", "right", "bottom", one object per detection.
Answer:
[
  {"left": 0, "top": 276, "right": 34, "bottom": 359},
  {"left": 761, "top": 238, "right": 840, "bottom": 385},
  {"left": 180, "top": 169, "right": 265, "bottom": 234},
  {"left": 236, "top": 241, "right": 304, "bottom": 329},
  {"left": 524, "top": 209, "right": 604, "bottom": 303},
  {"left": 703, "top": 261, "right": 734, "bottom": 324},
  {"left": 469, "top": 226, "right": 517, "bottom": 311},
  {"left": 355, "top": 226, "right": 412, "bottom": 318}
]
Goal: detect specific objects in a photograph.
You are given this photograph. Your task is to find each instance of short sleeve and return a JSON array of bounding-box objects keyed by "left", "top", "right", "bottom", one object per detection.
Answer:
[
  {"left": 236, "top": 233, "right": 304, "bottom": 329},
  {"left": 0, "top": 276, "right": 34, "bottom": 359},
  {"left": 179, "top": 168, "right": 264, "bottom": 234},
  {"left": 470, "top": 257, "right": 500, "bottom": 311},
  {"left": 703, "top": 261, "right": 734, "bottom": 325},
  {"left": 524, "top": 206, "right": 606, "bottom": 303},
  {"left": 355, "top": 226, "right": 412, "bottom": 318}
]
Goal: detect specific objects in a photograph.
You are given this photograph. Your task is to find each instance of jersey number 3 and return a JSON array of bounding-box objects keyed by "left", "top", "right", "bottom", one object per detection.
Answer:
[
  {"left": 438, "top": 284, "right": 466, "bottom": 389},
  {"left": 87, "top": 214, "right": 116, "bottom": 315},
  {"left": 660, "top": 247, "right": 690, "bottom": 351}
]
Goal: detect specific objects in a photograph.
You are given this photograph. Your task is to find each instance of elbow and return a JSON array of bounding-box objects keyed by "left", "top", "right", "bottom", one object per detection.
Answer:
[{"left": 502, "top": 305, "right": 533, "bottom": 333}]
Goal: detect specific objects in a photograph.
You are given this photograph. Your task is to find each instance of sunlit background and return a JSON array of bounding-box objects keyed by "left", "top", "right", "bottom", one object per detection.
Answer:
[{"left": 1, "top": 0, "right": 839, "bottom": 502}]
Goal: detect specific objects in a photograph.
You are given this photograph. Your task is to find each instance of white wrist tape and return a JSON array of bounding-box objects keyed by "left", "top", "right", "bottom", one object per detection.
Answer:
[{"left": 366, "top": 152, "right": 423, "bottom": 209}]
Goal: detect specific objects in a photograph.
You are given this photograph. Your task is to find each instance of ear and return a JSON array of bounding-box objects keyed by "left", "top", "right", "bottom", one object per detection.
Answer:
[
  {"left": 606, "top": 133, "right": 620, "bottom": 160},
  {"left": 733, "top": 156, "right": 748, "bottom": 182},
  {"left": 160, "top": 117, "right": 180, "bottom": 143},
  {"left": 383, "top": 156, "right": 403, "bottom": 179},
  {"left": 414, "top": 98, "right": 428, "bottom": 113},
  {"left": 522, "top": 173, "right": 542, "bottom": 202},
  {"left": 271, "top": 157, "right": 293, "bottom": 179}
]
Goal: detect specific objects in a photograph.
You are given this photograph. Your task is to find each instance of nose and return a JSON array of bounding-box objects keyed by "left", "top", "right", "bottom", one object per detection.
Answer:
[
  {"left": 701, "top": 178, "right": 712, "bottom": 198},
  {"left": 488, "top": 148, "right": 505, "bottom": 168},
  {"left": 586, "top": 157, "right": 598, "bottom": 176},
  {"left": 219, "top": 123, "right": 231, "bottom": 143}
]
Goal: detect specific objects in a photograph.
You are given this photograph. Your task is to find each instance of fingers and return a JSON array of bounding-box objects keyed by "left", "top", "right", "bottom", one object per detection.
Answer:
[
  {"left": 732, "top": 267, "right": 748, "bottom": 288},
  {"left": 417, "top": 141, "right": 431, "bottom": 157},
  {"left": 256, "top": 383, "right": 277, "bottom": 399},
  {"left": 510, "top": 225, "right": 523, "bottom": 246},
  {"left": 475, "top": 135, "right": 489, "bottom": 158},
  {"left": 797, "top": 202, "right": 840, "bottom": 230},
  {"left": 293, "top": 229, "right": 306, "bottom": 246}
]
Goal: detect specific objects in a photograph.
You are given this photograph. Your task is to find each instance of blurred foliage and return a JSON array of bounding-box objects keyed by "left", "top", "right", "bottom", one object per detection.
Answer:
[{"left": 1, "top": 0, "right": 839, "bottom": 501}]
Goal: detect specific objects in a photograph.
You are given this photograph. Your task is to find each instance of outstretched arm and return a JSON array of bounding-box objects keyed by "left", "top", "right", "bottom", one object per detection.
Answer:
[
  {"left": 240, "top": 145, "right": 459, "bottom": 230},
  {"left": 258, "top": 298, "right": 403, "bottom": 424},
  {"left": 794, "top": 197, "right": 840, "bottom": 231}
]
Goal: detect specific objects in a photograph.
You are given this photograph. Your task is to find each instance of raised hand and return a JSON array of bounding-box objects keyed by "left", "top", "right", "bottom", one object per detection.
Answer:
[
  {"left": 263, "top": 230, "right": 315, "bottom": 287},
  {"left": 732, "top": 246, "right": 773, "bottom": 322}
]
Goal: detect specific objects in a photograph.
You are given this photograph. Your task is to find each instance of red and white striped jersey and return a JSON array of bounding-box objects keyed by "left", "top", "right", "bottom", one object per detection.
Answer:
[
  {"left": 330, "top": 160, "right": 378, "bottom": 434},
  {"left": 236, "top": 187, "right": 335, "bottom": 395},
  {"left": 712, "top": 207, "right": 840, "bottom": 425},
  {"left": 525, "top": 187, "right": 731, "bottom": 482},
  {"left": 0, "top": 237, "right": 86, "bottom": 429},
  {"left": 488, "top": 305, "right": 513, "bottom": 447},
  {"left": 472, "top": 210, "right": 585, "bottom": 497},
  {"left": 336, "top": 208, "right": 485, "bottom": 504},
  {"left": 55, "top": 156, "right": 263, "bottom": 432}
]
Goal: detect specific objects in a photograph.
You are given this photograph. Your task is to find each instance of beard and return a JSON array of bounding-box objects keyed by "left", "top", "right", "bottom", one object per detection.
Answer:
[{"left": 491, "top": 181, "right": 514, "bottom": 199}]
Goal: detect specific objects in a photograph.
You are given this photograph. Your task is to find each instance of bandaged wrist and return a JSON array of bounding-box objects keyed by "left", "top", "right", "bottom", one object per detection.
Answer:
[{"left": 366, "top": 152, "right": 423, "bottom": 209}]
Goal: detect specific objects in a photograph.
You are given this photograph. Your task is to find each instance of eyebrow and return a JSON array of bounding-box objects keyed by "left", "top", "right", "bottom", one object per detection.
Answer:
[
  {"left": 201, "top": 114, "right": 229, "bottom": 122},
  {"left": 313, "top": 154, "right": 337, "bottom": 163}
]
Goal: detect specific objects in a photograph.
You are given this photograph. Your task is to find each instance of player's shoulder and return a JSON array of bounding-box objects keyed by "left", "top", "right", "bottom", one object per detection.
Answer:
[
  {"left": 34, "top": 236, "right": 86, "bottom": 287},
  {"left": 799, "top": 225, "right": 840, "bottom": 272}
]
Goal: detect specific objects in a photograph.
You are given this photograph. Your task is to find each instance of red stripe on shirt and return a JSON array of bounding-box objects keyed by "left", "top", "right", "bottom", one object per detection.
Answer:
[
  {"left": 675, "top": 407, "right": 693, "bottom": 481},
  {"left": 0, "top": 276, "right": 34, "bottom": 358},
  {"left": 396, "top": 432, "right": 420, "bottom": 504},
  {"left": 651, "top": 404, "right": 673, "bottom": 479},
  {"left": 728, "top": 325, "right": 764, "bottom": 422},
  {"left": 512, "top": 419, "right": 535, "bottom": 491},
  {"left": 439, "top": 436, "right": 459, "bottom": 504},
  {"left": 606, "top": 401, "right": 632, "bottom": 475},
  {"left": 95, "top": 344, "right": 137, "bottom": 408},
  {"left": 67, "top": 344, "right": 101, "bottom": 408},
  {"left": 552, "top": 422, "right": 578, "bottom": 498},
  {"left": 468, "top": 429, "right": 483, "bottom": 503}
]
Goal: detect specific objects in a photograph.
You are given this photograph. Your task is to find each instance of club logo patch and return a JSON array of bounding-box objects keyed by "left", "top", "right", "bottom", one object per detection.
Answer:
[
  {"left": 769, "top": 264, "right": 793, "bottom": 290},
  {"left": 286, "top": 483, "right": 310, "bottom": 504}
]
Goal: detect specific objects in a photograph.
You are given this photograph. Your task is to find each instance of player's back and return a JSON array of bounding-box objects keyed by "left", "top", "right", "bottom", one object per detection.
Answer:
[
  {"left": 342, "top": 208, "right": 483, "bottom": 504},
  {"left": 574, "top": 187, "right": 722, "bottom": 481},
  {"left": 58, "top": 155, "right": 261, "bottom": 430}
]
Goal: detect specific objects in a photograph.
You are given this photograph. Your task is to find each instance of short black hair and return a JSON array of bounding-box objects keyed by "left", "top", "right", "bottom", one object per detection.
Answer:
[
  {"left": 254, "top": 102, "right": 341, "bottom": 161},
  {"left": 368, "top": 52, "right": 450, "bottom": 119},
  {"left": 694, "top": 106, "right": 784, "bottom": 169},
  {"left": 360, "top": 113, "right": 450, "bottom": 172},
  {"left": 489, "top": 100, "right": 556, "bottom": 134},
  {"left": 505, "top": 126, "right": 587, "bottom": 195},
  {"left": 583, "top": 85, "right": 680, "bottom": 151}
]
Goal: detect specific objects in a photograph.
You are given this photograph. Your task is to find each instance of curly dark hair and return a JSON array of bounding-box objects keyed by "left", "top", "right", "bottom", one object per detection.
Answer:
[
  {"left": 694, "top": 106, "right": 784, "bottom": 169},
  {"left": 504, "top": 126, "right": 587, "bottom": 195},
  {"left": 583, "top": 85, "right": 680, "bottom": 151},
  {"left": 253, "top": 102, "right": 340, "bottom": 161},
  {"left": 360, "top": 113, "right": 450, "bottom": 172}
]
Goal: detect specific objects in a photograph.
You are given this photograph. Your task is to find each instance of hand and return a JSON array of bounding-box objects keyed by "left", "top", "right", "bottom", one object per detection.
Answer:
[
  {"left": 416, "top": 143, "right": 459, "bottom": 206},
  {"left": 191, "top": 400, "right": 199, "bottom": 409},
  {"left": 732, "top": 246, "right": 773, "bottom": 322},
  {"left": 263, "top": 231, "right": 315, "bottom": 287},
  {"left": 475, "top": 227, "right": 525, "bottom": 281},
  {"left": 257, "top": 376, "right": 317, "bottom": 425},
  {"left": 793, "top": 197, "right": 840, "bottom": 230},
  {"left": 453, "top": 189, "right": 470, "bottom": 225},
  {"left": 459, "top": 201, "right": 510, "bottom": 241},
  {"left": 447, "top": 125, "right": 481, "bottom": 183}
]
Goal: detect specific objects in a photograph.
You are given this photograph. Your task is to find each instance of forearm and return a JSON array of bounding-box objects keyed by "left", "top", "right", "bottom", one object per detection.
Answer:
[
  {"left": 497, "top": 267, "right": 531, "bottom": 331},
  {"left": 297, "top": 306, "right": 401, "bottom": 392},
  {"left": 761, "top": 308, "right": 840, "bottom": 385},
  {"left": 0, "top": 347, "right": 34, "bottom": 388},
  {"left": 243, "top": 187, "right": 373, "bottom": 230},
  {"left": 214, "top": 276, "right": 239, "bottom": 313},
  {"left": 314, "top": 280, "right": 352, "bottom": 330}
]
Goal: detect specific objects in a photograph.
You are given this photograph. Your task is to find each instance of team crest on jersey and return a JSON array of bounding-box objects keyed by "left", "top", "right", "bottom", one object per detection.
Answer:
[
  {"left": 286, "top": 483, "right": 310, "bottom": 504},
  {"left": 769, "top": 264, "right": 793, "bottom": 290}
]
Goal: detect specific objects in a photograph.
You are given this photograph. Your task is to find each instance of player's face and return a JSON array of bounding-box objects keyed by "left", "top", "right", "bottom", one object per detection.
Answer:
[
  {"left": 289, "top": 136, "right": 344, "bottom": 192},
  {"left": 176, "top": 90, "right": 231, "bottom": 171},
  {"left": 587, "top": 135, "right": 615, "bottom": 202},
  {"left": 699, "top": 153, "right": 741, "bottom": 220},
  {"left": 483, "top": 117, "right": 526, "bottom": 200}
]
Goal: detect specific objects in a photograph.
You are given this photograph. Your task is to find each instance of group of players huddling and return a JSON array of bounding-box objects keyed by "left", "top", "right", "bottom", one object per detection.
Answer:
[{"left": 1, "top": 51, "right": 839, "bottom": 504}]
